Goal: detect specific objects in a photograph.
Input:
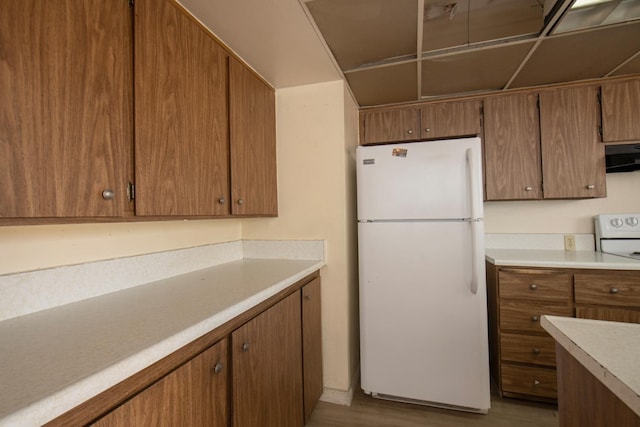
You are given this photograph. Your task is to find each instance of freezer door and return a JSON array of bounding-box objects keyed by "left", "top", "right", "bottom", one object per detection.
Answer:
[
  {"left": 356, "top": 137, "right": 483, "bottom": 221},
  {"left": 358, "top": 221, "right": 491, "bottom": 411}
]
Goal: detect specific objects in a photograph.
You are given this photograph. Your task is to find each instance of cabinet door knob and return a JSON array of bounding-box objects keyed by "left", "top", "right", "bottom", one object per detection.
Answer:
[
  {"left": 610, "top": 287, "right": 619, "bottom": 294},
  {"left": 241, "top": 342, "right": 249, "bottom": 352},
  {"left": 407, "top": 129, "right": 413, "bottom": 135},
  {"left": 425, "top": 128, "right": 431, "bottom": 133},
  {"left": 304, "top": 295, "right": 311, "bottom": 301},
  {"left": 237, "top": 199, "right": 244, "bottom": 205},
  {"left": 532, "top": 347, "right": 540, "bottom": 354},
  {"left": 102, "top": 189, "right": 115, "bottom": 200},
  {"left": 586, "top": 184, "right": 595, "bottom": 189},
  {"left": 218, "top": 198, "right": 225, "bottom": 204},
  {"left": 531, "top": 315, "right": 539, "bottom": 322},
  {"left": 525, "top": 186, "right": 533, "bottom": 191},
  {"left": 213, "top": 362, "right": 223, "bottom": 374},
  {"left": 533, "top": 379, "right": 541, "bottom": 386},
  {"left": 529, "top": 284, "right": 537, "bottom": 290}
]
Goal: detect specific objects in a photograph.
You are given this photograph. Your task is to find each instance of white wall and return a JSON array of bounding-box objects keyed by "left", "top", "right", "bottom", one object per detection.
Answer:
[
  {"left": 485, "top": 170, "right": 640, "bottom": 234},
  {"left": 0, "top": 220, "right": 241, "bottom": 276},
  {"left": 242, "top": 80, "right": 360, "bottom": 394}
]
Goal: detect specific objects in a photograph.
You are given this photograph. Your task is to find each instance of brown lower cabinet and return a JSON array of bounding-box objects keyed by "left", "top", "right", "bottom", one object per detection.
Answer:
[
  {"left": 47, "top": 272, "right": 322, "bottom": 427},
  {"left": 487, "top": 262, "right": 640, "bottom": 403}
]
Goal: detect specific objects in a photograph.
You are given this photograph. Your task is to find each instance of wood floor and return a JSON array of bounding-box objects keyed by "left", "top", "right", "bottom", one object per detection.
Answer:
[{"left": 307, "top": 387, "right": 558, "bottom": 427}]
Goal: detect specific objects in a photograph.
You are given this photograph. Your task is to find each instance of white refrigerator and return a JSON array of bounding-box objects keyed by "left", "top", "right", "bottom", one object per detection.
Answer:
[{"left": 357, "top": 136, "right": 490, "bottom": 413}]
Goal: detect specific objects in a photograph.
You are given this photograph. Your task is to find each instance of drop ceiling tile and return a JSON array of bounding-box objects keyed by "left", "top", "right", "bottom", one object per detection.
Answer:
[
  {"left": 345, "top": 62, "right": 417, "bottom": 106},
  {"left": 422, "top": 0, "right": 543, "bottom": 53},
  {"left": 306, "top": 0, "right": 417, "bottom": 70},
  {"left": 421, "top": 41, "right": 535, "bottom": 97},
  {"left": 511, "top": 22, "right": 640, "bottom": 88}
]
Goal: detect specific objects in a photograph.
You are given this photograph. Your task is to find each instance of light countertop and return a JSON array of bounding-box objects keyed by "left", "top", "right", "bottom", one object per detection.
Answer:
[
  {"left": 486, "top": 249, "right": 640, "bottom": 270},
  {"left": 541, "top": 315, "right": 640, "bottom": 417},
  {"left": 0, "top": 258, "right": 323, "bottom": 426}
]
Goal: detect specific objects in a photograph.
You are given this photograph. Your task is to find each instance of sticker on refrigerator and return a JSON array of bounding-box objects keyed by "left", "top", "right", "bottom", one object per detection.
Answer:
[
  {"left": 392, "top": 148, "right": 407, "bottom": 158},
  {"left": 363, "top": 159, "right": 375, "bottom": 165}
]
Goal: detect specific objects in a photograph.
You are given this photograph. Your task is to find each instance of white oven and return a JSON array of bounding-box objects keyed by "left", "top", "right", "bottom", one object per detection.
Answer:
[{"left": 595, "top": 214, "right": 640, "bottom": 261}]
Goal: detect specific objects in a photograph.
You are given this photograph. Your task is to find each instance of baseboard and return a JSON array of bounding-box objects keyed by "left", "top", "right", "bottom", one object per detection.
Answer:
[{"left": 319, "top": 365, "right": 360, "bottom": 406}]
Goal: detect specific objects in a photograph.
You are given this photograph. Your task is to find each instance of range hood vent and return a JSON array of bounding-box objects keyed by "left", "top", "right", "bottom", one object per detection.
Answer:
[{"left": 605, "top": 143, "right": 640, "bottom": 172}]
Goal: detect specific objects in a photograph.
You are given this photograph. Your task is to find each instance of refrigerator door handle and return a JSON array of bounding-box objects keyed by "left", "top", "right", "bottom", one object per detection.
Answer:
[{"left": 467, "top": 147, "right": 481, "bottom": 295}]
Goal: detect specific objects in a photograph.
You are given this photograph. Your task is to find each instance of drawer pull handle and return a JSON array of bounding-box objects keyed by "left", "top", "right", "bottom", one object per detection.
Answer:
[
  {"left": 532, "top": 348, "right": 540, "bottom": 354},
  {"left": 610, "top": 287, "right": 619, "bottom": 294},
  {"left": 533, "top": 379, "right": 540, "bottom": 386},
  {"left": 529, "top": 284, "right": 537, "bottom": 290},
  {"left": 213, "top": 362, "right": 223, "bottom": 374},
  {"left": 525, "top": 186, "right": 533, "bottom": 191},
  {"left": 531, "top": 315, "right": 539, "bottom": 322}
]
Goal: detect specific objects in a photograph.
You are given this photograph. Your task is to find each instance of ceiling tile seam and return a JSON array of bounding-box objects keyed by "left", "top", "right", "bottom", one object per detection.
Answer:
[
  {"left": 503, "top": 0, "right": 577, "bottom": 90},
  {"left": 606, "top": 49, "right": 640, "bottom": 77}
]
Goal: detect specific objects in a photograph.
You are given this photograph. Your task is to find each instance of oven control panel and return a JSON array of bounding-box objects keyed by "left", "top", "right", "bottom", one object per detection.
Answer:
[{"left": 595, "top": 214, "right": 640, "bottom": 252}]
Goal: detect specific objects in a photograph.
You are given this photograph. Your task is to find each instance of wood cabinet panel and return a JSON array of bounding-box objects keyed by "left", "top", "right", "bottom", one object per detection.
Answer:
[
  {"left": 575, "top": 306, "right": 640, "bottom": 323},
  {"left": 134, "top": 0, "right": 229, "bottom": 216},
  {"left": 574, "top": 273, "right": 640, "bottom": 306},
  {"left": 484, "top": 93, "right": 542, "bottom": 200},
  {"left": 501, "top": 363, "right": 557, "bottom": 399},
  {"left": 500, "top": 300, "right": 572, "bottom": 334},
  {"left": 92, "top": 339, "right": 228, "bottom": 427},
  {"left": 229, "top": 58, "right": 278, "bottom": 216},
  {"left": 0, "top": 0, "right": 133, "bottom": 217},
  {"left": 232, "top": 292, "right": 303, "bottom": 427},
  {"left": 420, "top": 100, "right": 482, "bottom": 140},
  {"left": 498, "top": 269, "right": 572, "bottom": 301},
  {"left": 360, "top": 108, "right": 420, "bottom": 145},
  {"left": 302, "top": 277, "right": 323, "bottom": 423},
  {"left": 601, "top": 79, "right": 640, "bottom": 142},
  {"left": 539, "top": 86, "right": 606, "bottom": 199},
  {"left": 501, "top": 333, "right": 557, "bottom": 367}
]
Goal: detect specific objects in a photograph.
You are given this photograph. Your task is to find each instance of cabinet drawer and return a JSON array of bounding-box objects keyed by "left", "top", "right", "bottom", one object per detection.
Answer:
[
  {"left": 501, "top": 333, "right": 557, "bottom": 367},
  {"left": 501, "top": 363, "right": 557, "bottom": 399},
  {"left": 574, "top": 273, "right": 640, "bottom": 307},
  {"left": 576, "top": 306, "right": 640, "bottom": 323},
  {"left": 500, "top": 300, "right": 572, "bottom": 333},
  {"left": 499, "top": 269, "right": 571, "bottom": 301}
]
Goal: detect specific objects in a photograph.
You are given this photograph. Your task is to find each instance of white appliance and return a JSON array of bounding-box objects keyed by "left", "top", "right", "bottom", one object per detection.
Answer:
[
  {"left": 595, "top": 213, "right": 640, "bottom": 260},
  {"left": 357, "top": 137, "right": 490, "bottom": 413}
]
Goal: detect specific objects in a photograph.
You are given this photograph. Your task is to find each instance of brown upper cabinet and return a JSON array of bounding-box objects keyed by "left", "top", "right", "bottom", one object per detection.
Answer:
[
  {"left": 1, "top": 0, "right": 277, "bottom": 220},
  {"left": 229, "top": 58, "right": 278, "bottom": 216},
  {"left": 0, "top": 1, "right": 134, "bottom": 218},
  {"left": 134, "top": 0, "right": 230, "bottom": 216},
  {"left": 539, "top": 86, "right": 606, "bottom": 199},
  {"left": 420, "top": 99, "right": 483, "bottom": 140},
  {"left": 484, "top": 93, "right": 542, "bottom": 200},
  {"left": 600, "top": 79, "right": 640, "bottom": 143},
  {"left": 360, "top": 108, "right": 421, "bottom": 145}
]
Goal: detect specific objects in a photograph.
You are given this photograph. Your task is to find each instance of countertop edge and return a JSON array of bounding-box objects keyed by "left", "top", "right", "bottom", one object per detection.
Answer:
[
  {"left": 541, "top": 315, "right": 640, "bottom": 417},
  {"left": 1, "top": 260, "right": 324, "bottom": 427}
]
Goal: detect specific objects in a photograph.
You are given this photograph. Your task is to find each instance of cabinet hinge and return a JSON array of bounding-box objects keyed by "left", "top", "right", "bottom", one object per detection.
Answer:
[
  {"left": 598, "top": 125, "right": 603, "bottom": 139},
  {"left": 127, "top": 182, "right": 135, "bottom": 201},
  {"left": 128, "top": 0, "right": 134, "bottom": 7}
]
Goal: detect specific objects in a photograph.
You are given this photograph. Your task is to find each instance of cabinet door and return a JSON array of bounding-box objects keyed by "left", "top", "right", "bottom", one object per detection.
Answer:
[
  {"left": 360, "top": 108, "right": 420, "bottom": 144},
  {"left": 302, "top": 277, "right": 323, "bottom": 423},
  {"left": 232, "top": 292, "right": 303, "bottom": 427},
  {"left": 134, "top": 0, "right": 229, "bottom": 216},
  {"left": 92, "top": 339, "right": 228, "bottom": 426},
  {"left": 229, "top": 58, "right": 278, "bottom": 216},
  {"left": 539, "top": 86, "right": 606, "bottom": 199},
  {"left": 0, "top": 0, "right": 133, "bottom": 217},
  {"left": 421, "top": 100, "right": 482, "bottom": 139},
  {"left": 601, "top": 79, "right": 640, "bottom": 142},
  {"left": 484, "top": 94, "right": 542, "bottom": 200}
]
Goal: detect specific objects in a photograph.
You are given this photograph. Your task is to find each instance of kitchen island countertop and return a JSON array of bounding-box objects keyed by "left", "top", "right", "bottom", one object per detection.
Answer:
[
  {"left": 541, "top": 315, "right": 640, "bottom": 417},
  {"left": 486, "top": 249, "right": 640, "bottom": 270},
  {"left": 0, "top": 257, "right": 323, "bottom": 426}
]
